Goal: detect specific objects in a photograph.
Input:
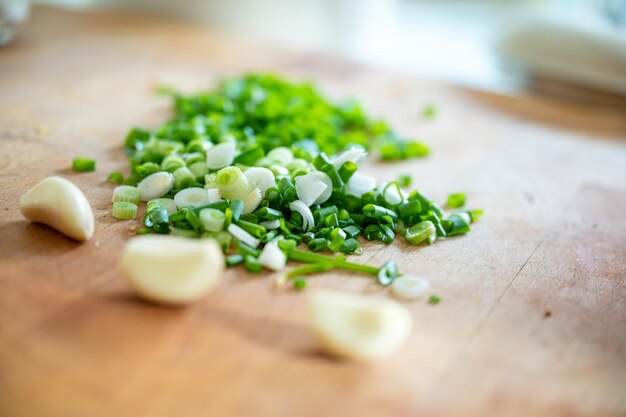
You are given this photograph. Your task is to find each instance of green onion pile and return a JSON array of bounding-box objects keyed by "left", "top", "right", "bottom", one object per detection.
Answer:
[{"left": 110, "top": 73, "right": 482, "bottom": 288}]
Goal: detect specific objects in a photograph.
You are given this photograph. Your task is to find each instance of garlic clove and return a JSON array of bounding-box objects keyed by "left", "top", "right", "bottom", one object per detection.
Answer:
[
  {"left": 121, "top": 235, "right": 224, "bottom": 305},
  {"left": 19, "top": 176, "right": 94, "bottom": 242},
  {"left": 308, "top": 290, "right": 413, "bottom": 361}
]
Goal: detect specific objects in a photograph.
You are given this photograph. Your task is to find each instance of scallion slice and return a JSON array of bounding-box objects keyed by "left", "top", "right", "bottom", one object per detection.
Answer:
[
  {"left": 107, "top": 172, "right": 124, "bottom": 184},
  {"left": 260, "top": 219, "right": 281, "bottom": 230},
  {"left": 382, "top": 181, "right": 404, "bottom": 206},
  {"left": 345, "top": 172, "right": 376, "bottom": 197},
  {"left": 294, "top": 171, "right": 332, "bottom": 207},
  {"left": 112, "top": 185, "right": 141, "bottom": 204},
  {"left": 405, "top": 221, "right": 437, "bottom": 245},
  {"left": 206, "top": 142, "right": 236, "bottom": 170},
  {"left": 267, "top": 147, "right": 294, "bottom": 165},
  {"left": 148, "top": 198, "right": 178, "bottom": 215},
  {"left": 242, "top": 188, "right": 262, "bottom": 214},
  {"left": 199, "top": 208, "right": 226, "bottom": 232},
  {"left": 216, "top": 166, "right": 250, "bottom": 201},
  {"left": 172, "top": 167, "right": 197, "bottom": 189},
  {"left": 289, "top": 200, "right": 315, "bottom": 231},
  {"left": 258, "top": 242, "right": 287, "bottom": 271},
  {"left": 174, "top": 187, "right": 211, "bottom": 209},
  {"left": 161, "top": 154, "right": 186, "bottom": 172},
  {"left": 205, "top": 188, "right": 222, "bottom": 203},
  {"left": 447, "top": 193, "right": 466, "bottom": 208},
  {"left": 112, "top": 201, "right": 138, "bottom": 220},
  {"left": 72, "top": 157, "right": 96, "bottom": 172},
  {"left": 243, "top": 167, "right": 276, "bottom": 195},
  {"left": 137, "top": 172, "right": 174, "bottom": 201},
  {"left": 227, "top": 223, "right": 260, "bottom": 248}
]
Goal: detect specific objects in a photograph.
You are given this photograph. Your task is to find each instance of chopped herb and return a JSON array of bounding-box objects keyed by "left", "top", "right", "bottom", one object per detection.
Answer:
[
  {"left": 72, "top": 157, "right": 96, "bottom": 172},
  {"left": 115, "top": 73, "right": 481, "bottom": 291},
  {"left": 422, "top": 104, "right": 438, "bottom": 119},
  {"left": 107, "top": 172, "right": 124, "bottom": 183},
  {"left": 447, "top": 193, "right": 466, "bottom": 208},
  {"left": 397, "top": 174, "right": 412, "bottom": 188},
  {"left": 293, "top": 277, "right": 307, "bottom": 290},
  {"left": 428, "top": 294, "right": 441, "bottom": 304}
]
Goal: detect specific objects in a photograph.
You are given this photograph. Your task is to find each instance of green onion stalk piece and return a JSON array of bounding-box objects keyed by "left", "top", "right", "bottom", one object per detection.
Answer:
[{"left": 72, "top": 157, "right": 96, "bottom": 172}]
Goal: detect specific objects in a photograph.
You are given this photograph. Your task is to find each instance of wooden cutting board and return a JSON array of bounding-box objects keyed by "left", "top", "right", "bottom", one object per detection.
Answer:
[{"left": 1, "top": 6, "right": 625, "bottom": 417}]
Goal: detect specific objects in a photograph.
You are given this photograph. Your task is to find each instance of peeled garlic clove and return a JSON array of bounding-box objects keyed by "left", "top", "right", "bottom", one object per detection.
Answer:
[
  {"left": 121, "top": 235, "right": 224, "bottom": 305},
  {"left": 19, "top": 176, "right": 94, "bottom": 242},
  {"left": 308, "top": 290, "right": 413, "bottom": 361}
]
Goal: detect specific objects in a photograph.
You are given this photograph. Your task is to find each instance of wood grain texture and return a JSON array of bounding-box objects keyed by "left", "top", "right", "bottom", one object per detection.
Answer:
[{"left": 1, "top": 6, "right": 625, "bottom": 417}]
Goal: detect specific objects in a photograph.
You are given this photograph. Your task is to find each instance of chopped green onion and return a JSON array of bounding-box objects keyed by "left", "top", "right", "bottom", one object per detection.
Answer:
[
  {"left": 446, "top": 213, "right": 471, "bottom": 236},
  {"left": 235, "top": 145, "right": 265, "bottom": 166},
  {"left": 72, "top": 157, "right": 96, "bottom": 172},
  {"left": 112, "top": 201, "right": 137, "bottom": 220},
  {"left": 107, "top": 172, "right": 124, "bottom": 184},
  {"left": 230, "top": 199, "right": 244, "bottom": 221},
  {"left": 112, "top": 185, "right": 141, "bottom": 204},
  {"left": 363, "top": 204, "right": 398, "bottom": 220},
  {"left": 293, "top": 277, "right": 307, "bottom": 290},
  {"left": 267, "top": 147, "right": 294, "bottom": 165},
  {"left": 244, "top": 255, "right": 263, "bottom": 273},
  {"left": 397, "top": 200, "right": 422, "bottom": 219},
  {"left": 382, "top": 181, "right": 404, "bottom": 206},
  {"left": 242, "top": 188, "right": 262, "bottom": 214},
  {"left": 308, "top": 238, "right": 327, "bottom": 252},
  {"left": 342, "top": 225, "right": 361, "bottom": 238},
  {"left": 144, "top": 206, "right": 169, "bottom": 234},
  {"left": 397, "top": 174, "right": 411, "bottom": 188},
  {"left": 174, "top": 187, "right": 211, "bottom": 208},
  {"left": 422, "top": 103, "right": 438, "bottom": 119},
  {"left": 260, "top": 219, "right": 280, "bottom": 230},
  {"left": 216, "top": 166, "right": 250, "bottom": 200},
  {"left": 206, "top": 142, "right": 236, "bottom": 170},
  {"left": 227, "top": 223, "right": 260, "bottom": 248},
  {"left": 327, "top": 228, "right": 347, "bottom": 252},
  {"left": 405, "top": 221, "right": 437, "bottom": 245},
  {"left": 203, "top": 230, "right": 232, "bottom": 252},
  {"left": 447, "top": 193, "right": 466, "bottom": 208},
  {"left": 286, "top": 158, "right": 309, "bottom": 174},
  {"left": 243, "top": 167, "right": 276, "bottom": 195},
  {"left": 148, "top": 198, "right": 178, "bottom": 215},
  {"left": 345, "top": 172, "right": 376, "bottom": 197},
  {"left": 188, "top": 161, "right": 209, "bottom": 179},
  {"left": 226, "top": 254, "right": 244, "bottom": 267},
  {"left": 199, "top": 208, "right": 226, "bottom": 232},
  {"left": 117, "top": 74, "right": 480, "bottom": 288},
  {"left": 289, "top": 200, "right": 315, "bottom": 231},
  {"left": 278, "top": 177, "right": 298, "bottom": 203},
  {"left": 340, "top": 238, "right": 360, "bottom": 254},
  {"left": 428, "top": 294, "right": 441, "bottom": 304},
  {"left": 275, "top": 263, "right": 333, "bottom": 287},
  {"left": 161, "top": 154, "right": 186, "bottom": 172},
  {"left": 258, "top": 242, "right": 287, "bottom": 271},
  {"left": 257, "top": 207, "right": 283, "bottom": 221},
  {"left": 172, "top": 167, "right": 197, "bottom": 189},
  {"left": 137, "top": 172, "right": 174, "bottom": 201},
  {"left": 294, "top": 171, "right": 332, "bottom": 206},
  {"left": 237, "top": 242, "right": 261, "bottom": 258},
  {"left": 236, "top": 220, "right": 267, "bottom": 238}
]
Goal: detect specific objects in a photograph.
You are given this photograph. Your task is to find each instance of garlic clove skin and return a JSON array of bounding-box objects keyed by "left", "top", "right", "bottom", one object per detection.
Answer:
[
  {"left": 19, "top": 176, "right": 95, "bottom": 242},
  {"left": 121, "top": 235, "right": 224, "bottom": 306},
  {"left": 308, "top": 290, "right": 413, "bottom": 361}
]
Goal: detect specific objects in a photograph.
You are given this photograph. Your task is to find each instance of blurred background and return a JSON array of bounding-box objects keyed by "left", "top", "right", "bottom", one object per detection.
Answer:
[{"left": 3, "top": 0, "right": 626, "bottom": 102}]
